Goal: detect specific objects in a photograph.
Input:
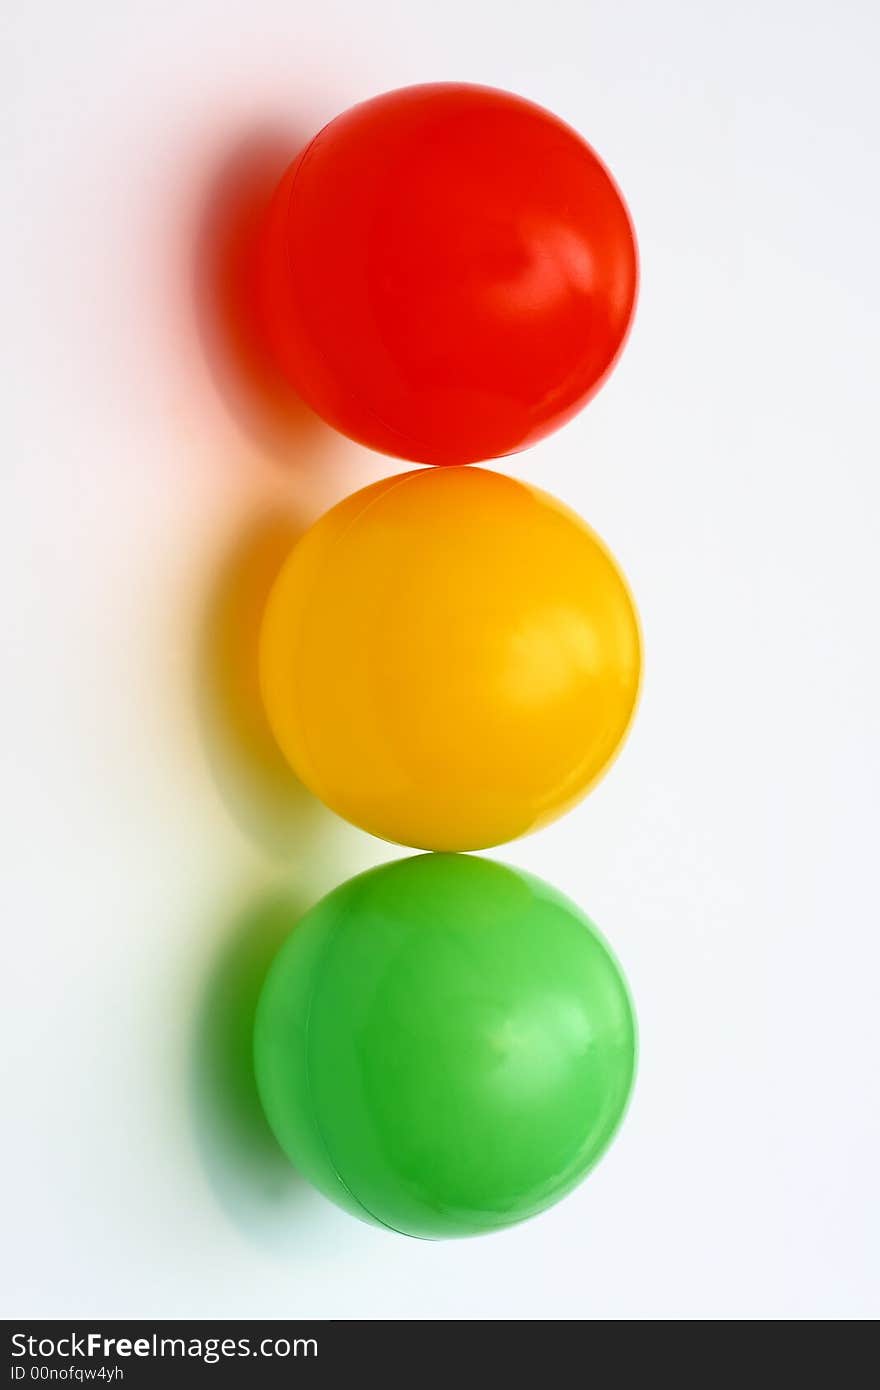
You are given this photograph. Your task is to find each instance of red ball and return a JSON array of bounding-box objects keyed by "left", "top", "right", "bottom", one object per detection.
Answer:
[{"left": 258, "top": 84, "right": 638, "bottom": 466}]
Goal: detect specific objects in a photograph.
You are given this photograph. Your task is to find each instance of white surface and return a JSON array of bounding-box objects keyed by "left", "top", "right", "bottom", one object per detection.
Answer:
[{"left": 2, "top": 0, "right": 879, "bottom": 1321}]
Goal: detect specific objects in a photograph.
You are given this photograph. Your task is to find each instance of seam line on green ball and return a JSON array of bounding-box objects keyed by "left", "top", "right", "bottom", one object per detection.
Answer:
[{"left": 301, "top": 918, "right": 404, "bottom": 1236}]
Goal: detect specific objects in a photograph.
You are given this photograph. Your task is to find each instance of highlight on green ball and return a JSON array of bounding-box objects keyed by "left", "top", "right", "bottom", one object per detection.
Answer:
[{"left": 253, "top": 853, "right": 636, "bottom": 1239}]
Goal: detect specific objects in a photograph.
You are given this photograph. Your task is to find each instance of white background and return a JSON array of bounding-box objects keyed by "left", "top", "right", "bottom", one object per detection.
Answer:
[{"left": 3, "top": 0, "right": 879, "bottom": 1320}]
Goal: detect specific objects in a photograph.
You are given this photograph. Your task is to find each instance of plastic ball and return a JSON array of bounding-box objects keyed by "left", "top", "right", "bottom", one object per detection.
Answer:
[
  {"left": 260, "top": 466, "right": 641, "bottom": 852},
  {"left": 253, "top": 854, "right": 636, "bottom": 1239},
  {"left": 258, "top": 82, "right": 637, "bottom": 466}
]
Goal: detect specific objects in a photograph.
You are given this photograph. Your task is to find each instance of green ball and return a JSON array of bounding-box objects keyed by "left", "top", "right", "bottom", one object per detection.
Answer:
[{"left": 253, "top": 854, "right": 636, "bottom": 1239}]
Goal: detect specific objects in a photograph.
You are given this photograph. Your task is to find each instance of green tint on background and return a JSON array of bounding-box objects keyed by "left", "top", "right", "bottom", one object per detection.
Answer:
[{"left": 253, "top": 854, "right": 636, "bottom": 1239}]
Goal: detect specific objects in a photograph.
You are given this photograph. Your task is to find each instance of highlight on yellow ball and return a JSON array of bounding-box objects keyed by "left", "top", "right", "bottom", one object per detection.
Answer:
[{"left": 259, "top": 467, "right": 641, "bottom": 851}]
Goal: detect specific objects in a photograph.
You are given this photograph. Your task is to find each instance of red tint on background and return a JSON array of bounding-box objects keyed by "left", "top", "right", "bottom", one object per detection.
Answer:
[{"left": 194, "top": 132, "right": 323, "bottom": 454}]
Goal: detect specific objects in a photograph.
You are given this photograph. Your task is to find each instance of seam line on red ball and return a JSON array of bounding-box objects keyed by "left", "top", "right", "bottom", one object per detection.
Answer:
[{"left": 280, "top": 130, "right": 470, "bottom": 465}]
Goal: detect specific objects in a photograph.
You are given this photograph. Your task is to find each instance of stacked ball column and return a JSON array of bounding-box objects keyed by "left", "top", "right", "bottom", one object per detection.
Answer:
[{"left": 251, "top": 83, "right": 642, "bottom": 1238}]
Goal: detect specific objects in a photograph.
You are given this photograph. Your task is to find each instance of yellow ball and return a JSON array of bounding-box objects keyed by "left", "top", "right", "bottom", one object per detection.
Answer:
[{"left": 260, "top": 468, "right": 641, "bottom": 851}]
